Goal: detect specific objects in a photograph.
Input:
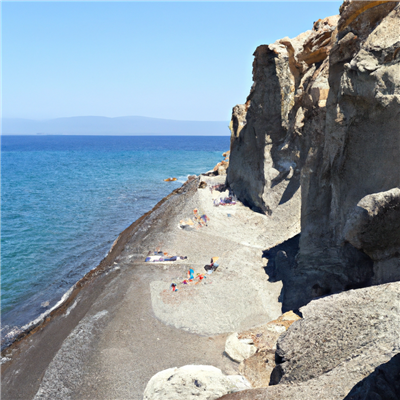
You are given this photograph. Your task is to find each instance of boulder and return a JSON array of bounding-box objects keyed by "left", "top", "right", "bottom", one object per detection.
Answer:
[
  {"left": 344, "top": 188, "right": 400, "bottom": 260},
  {"left": 225, "top": 333, "right": 257, "bottom": 363},
  {"left": 271, "top": 282, "right": 400, "bottom": 386},
  {"left": 343, "top": 353, "right": 400, "bottom": 400},
  {"left": 239, "top": 349, "right": 276, "bottom": 388},
  {"left": 143, "top": 365, "right": 251, "bottom": 400},
  {"left": 232, "top": 311, "right": 302, "bottom": 388},
  {"left": 343, "top": 188, "right": 400, "bottom": 285},
  {"left": 219, "top": 282, "right": 400, "bottom": 400}
]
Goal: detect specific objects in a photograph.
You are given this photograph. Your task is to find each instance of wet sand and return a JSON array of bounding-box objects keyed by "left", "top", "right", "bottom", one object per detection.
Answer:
[{"left": 1, "top": 175, "right": 294, "bottom": 399}]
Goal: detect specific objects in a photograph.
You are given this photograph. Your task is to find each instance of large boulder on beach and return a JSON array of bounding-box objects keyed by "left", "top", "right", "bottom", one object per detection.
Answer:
[
  {"left": 225, "top": 333, "right": 257, "bottom": 363},
  {"left": 219, "top": 282, "right": 400, "bottom": 400},
  {"left": 343, "top": 188, "right": 400, "bottom": 284},
  {"left": 143, "top": 365, "right": 251, "bottom": 400},
  {"left": 271, "top": 282, "right": 400, "bottom": 386},
  {"left": 233, "top": 311, "right": 302, "bottom": 388}
]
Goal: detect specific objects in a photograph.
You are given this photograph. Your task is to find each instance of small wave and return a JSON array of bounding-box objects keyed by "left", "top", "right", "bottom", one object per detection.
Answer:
[
  {"left": 1, "top": 284, "right": 76, "bottom": 350},
  {"left": 21, "top": 284, "right": 75, "bottom": 331}
]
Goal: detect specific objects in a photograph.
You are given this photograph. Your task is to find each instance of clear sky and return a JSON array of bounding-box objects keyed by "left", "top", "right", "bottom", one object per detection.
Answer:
[{"left": 2, "top": 1, "right": 342, "bottom": 121}]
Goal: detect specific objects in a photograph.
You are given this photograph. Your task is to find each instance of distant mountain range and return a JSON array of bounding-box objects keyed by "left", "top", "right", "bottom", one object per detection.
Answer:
[{"left": 1, "top": 116, "right": 230, "bottom": 136}]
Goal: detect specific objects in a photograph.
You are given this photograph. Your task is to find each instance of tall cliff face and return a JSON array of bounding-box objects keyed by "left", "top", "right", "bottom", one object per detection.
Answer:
[
  {"left": 227, "top": 15, "right": 339, "bottom": 239},
  {"left": 228, "top": 0, "right": 400, "bottom": 310},
  {"left": 295, "top": 0, "right": 400, "bottom": 309}
]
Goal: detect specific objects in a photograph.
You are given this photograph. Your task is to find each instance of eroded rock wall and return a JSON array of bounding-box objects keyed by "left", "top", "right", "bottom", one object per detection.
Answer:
[
  {"left": 228, "top": 0, "right": 400, "bottom": 311},
  {"left": 227, "top": 15, "right": 338, "bottom": 224},
  {"left": 293, "top": 0, "right": 400, "bottom": 309}
]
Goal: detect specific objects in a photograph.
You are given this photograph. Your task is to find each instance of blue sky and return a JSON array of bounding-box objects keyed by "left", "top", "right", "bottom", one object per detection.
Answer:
[{"left": 2, "top": 1, "right": 342, "bottom": 121}]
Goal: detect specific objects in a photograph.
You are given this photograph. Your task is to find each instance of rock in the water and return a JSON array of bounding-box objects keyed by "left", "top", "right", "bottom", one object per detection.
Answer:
[
  {"left": 225, "top": 333, "right": 257, "bottom": 363},
  {"left": 143, "top": 365, "right": 251, "bottom": 400}
]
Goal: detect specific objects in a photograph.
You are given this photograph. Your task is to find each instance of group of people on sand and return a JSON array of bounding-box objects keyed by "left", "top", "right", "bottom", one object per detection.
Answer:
[
  {"left": 170, "top": 257, "right": 220, "bottom": 293},
  {"left": 170, "top": 268, "right": 207, "bottom": 292},
  {"left": 179, "top": 208, "right": 210, "bottom": 230}
]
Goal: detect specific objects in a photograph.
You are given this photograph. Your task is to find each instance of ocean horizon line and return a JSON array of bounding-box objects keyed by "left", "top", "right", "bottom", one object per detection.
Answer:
[{"left": 2, "top": 116, "right": 231, "bottom": 136}]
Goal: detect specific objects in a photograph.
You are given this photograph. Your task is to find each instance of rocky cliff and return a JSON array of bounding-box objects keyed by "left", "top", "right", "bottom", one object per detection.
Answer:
[{"left": 227, "top": 0, "right": 400, "bottom": 311}]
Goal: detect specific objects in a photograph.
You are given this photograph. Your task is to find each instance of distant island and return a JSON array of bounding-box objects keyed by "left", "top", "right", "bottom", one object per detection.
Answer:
[{"left": 1, "top": 116, "right": 230, "bottom": 136}]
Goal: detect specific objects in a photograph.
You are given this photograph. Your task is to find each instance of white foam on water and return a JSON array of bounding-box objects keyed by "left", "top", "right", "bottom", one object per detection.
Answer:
[{"left": 21, "top": 284, "right": 76, "bottom": 332}]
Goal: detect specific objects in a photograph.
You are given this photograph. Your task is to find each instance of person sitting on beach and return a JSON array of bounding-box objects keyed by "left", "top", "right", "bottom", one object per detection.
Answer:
[{"left": 188, "top": 268, "right": 194, "bottom": 281}]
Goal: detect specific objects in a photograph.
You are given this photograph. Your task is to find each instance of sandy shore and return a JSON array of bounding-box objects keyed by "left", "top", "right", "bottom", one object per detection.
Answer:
[{"left": 1, "top": 174, "right": 295, "bottom": 399}]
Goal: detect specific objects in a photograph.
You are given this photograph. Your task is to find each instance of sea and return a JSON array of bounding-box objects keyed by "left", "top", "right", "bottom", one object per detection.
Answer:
[{"left": 1, "top": 135, "right": 230, "bottom": 345}]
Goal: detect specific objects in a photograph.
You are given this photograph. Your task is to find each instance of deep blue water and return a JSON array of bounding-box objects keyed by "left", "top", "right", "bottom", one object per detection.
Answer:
[{"left": 1, "top": 135, "right": 230, "bottom": 337}]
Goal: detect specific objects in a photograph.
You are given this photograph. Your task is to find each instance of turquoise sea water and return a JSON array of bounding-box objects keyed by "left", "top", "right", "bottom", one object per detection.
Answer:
[{"left": 1, "top": 135, "right": 230, "bottom": 340}]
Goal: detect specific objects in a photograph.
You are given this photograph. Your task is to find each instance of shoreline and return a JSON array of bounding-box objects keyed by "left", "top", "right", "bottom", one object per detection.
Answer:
[
  {"left": 1, "top": 166, "right": 293, "bottom": 399},
  {"left": 1, "top": 177, "right": 195, "bottom": 356},
  {"left": 1, "top": 134, "right": 230, "bottom": 345}
]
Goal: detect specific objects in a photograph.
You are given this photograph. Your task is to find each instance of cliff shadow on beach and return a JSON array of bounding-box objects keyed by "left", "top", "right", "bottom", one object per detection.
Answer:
[
  {"left": 262, "top": 232, "right": 375, "bottom": 314},
  {"left": 262, "top": 234, "right": 300, "bottom": 313}
]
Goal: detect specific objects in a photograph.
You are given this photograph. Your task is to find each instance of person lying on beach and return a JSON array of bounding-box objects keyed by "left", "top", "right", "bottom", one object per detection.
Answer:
[{"left": 145, "top": 255, "right": 187, "bottom": 262}]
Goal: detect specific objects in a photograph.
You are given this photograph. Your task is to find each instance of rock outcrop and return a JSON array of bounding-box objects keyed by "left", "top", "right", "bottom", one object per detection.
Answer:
[
  {"left": 227, "top": 14, "right": 339, "bottom": 224},
  {"left": 221, "top": 2, "right": 400, "bottom": 398},
  {"left": 219, "top": 282, "right": 400, "bottom": 400},
  {"left": 293, "top": 0, "right": 400, "bottom": 310},
  {"left": 228, "top": 0, "right": 400, "bottom": 311}
]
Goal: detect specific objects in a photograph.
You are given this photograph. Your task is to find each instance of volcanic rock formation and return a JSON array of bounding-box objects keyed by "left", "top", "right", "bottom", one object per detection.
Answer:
[
  {"left": 227, "top": 0, "right": 400, "bottom": 311},
  {"left": 219, "top": 281, "right": 400, "bottom": 400},
  {"left": 221, "top": 1, "right": 400, "bottom": 399}
]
